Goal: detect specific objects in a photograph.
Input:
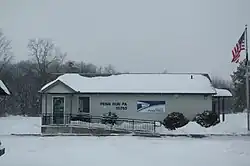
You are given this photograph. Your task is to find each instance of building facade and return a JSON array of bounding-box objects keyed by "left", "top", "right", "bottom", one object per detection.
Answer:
[{"left": 40, "top": 73, "right": 216, "bottom": 125}]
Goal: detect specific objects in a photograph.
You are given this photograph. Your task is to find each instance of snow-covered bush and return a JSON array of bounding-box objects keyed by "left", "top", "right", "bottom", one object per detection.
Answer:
[
  {"left": 0, "top": 141, "right": 5, "bottom": 156},
  {"left": 101, "top": 112, "right": 118, "bottom": 125},
  {"left": 193, "top": 110, "right": 220, "bottom": 128},
  {"left": 71, "top": 114, "right": 91, "bottom": 123},
  {"left": 162, "top": 112, "right": 189, "bottom": 130}
]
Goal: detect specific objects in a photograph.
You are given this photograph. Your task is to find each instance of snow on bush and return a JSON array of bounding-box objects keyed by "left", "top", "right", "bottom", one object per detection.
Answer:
[
  {"left": 101, "top": 112, "right": 119, "bottom": 125},
  {"left": 193, "top": 110, "right": 220, "bottom": 128},
  {"left": 163, "top": 112, "right": 189, "bottom": 130}
]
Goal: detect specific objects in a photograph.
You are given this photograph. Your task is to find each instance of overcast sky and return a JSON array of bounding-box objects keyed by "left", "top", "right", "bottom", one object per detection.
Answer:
[{"left": 0, "top": 0, "right": 249, "bottom": 80}]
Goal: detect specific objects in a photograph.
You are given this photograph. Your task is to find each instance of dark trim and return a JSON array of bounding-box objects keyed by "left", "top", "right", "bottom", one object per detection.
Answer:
[
  {"left": 200, "top": 73, "right": 212, "bottom": 82},
  {"left": 39, "top": 80, "right": 76, "bottom": 93},
  {"left": 222, "top": 98, "right": 225, "bottom": 121},
  {"left": 212, "top": 96, "right": 232, "bottom": 98},
  {"left": 42, "top": 93, "right": 77, "bottom": 95},
  {"left": 0, "top": 88, "right": 9, "bottom": 95},
  {"left": 45, "top": 94, "right": 48, "bottom": 114},
  {"left": 44, "top": 92, "right": 215, "bottom": 95},
  {"left": 217, "top": 98, "right": 221, "bottom": 115},
  {"left": 40, "top": 93, "right": 42, "bottom": 115},
  {"left": 70, "top": 94, "right": 73, "bottom": 115},
  {"left": 50, "top": 72, "right": 212, "bottom": 77}
]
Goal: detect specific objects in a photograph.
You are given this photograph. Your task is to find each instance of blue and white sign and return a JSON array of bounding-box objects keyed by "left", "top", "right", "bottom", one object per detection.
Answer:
[{"left": 137, "top": 101, "right": 166, "bottom": 113}]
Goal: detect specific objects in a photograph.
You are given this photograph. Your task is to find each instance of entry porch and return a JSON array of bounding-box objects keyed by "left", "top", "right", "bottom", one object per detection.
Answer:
[{"left": 212, "top": 88, "right": 233, "bottom": 121}]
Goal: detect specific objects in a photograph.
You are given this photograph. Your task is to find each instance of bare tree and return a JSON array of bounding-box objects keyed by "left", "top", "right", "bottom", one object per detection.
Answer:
[
  {"left": 66, "top": 61, "right": 80, "bottom": 73},
  {"left": 0, "top": 30, "right": 13, "bottom": 74},
  {"left": 27, "top": 38, "right": 66, "bottom": 85},
  {"left": 211, "top": 76, "right": 233, "bottom": 90},
  {"left": 15, "top": 61, "right": 40, "bottom": 115},
  {"left": 0, "top": 30, "right": 12, "bottom": 115},
  {"left": 211, "top": 76, "right": 234, "bottom": 113}
]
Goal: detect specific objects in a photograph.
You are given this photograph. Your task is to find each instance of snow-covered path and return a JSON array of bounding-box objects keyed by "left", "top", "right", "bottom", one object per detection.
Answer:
[{"left": 1, "top": 135, "right": 250, "bottom": 166}]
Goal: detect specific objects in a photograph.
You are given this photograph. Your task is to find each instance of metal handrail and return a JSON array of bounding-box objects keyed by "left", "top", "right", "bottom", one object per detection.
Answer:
[{"left": 41, "top": 113, "right": 161, "bottom": 133}]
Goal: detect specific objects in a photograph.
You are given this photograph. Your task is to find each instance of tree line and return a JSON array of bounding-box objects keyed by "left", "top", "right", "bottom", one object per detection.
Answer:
[
  {"left": 0, "top": 31, "right": 116, "bottom": 116},
  {"left": 0, "top": 30, "right": 246, "bottom": 116}
]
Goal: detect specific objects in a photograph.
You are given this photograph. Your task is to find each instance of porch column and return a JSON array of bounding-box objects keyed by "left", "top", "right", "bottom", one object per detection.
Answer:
[
  {"left": 69, "top": 94, "right": 73, "bottom": 124},
  {"left": 217, "top": 97, "right": 221, "bottom": 116},
  {"left": 212, "top": 99, "right": 216, "bottom": 112},
  {"left": 45, "top": 94, "right": 48, "bottom": 115},
  {"left": 70, "top": 94, "right": 73, "bottom": 115},
  {"left": 222, "top": 97, "right": 225, "bottom": 122},
  {"left": 41, "top": 93, "right": 48, "bottom": 125},
  {"left": 40, "top": 93, "right": 42, "bottom": 115}
]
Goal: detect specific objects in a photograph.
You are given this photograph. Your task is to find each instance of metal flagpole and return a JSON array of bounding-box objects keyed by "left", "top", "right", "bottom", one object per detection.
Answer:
[{"left": 245, "top": 24, "right": 250, "bottom": 131}]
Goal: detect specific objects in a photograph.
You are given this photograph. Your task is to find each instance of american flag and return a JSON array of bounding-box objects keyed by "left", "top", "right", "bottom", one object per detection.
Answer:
[{"left": 231, "top": 30, "right": 246, "bottom": 63}]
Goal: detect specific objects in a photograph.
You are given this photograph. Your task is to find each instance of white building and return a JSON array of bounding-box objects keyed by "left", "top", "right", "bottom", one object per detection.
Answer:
[{"left": 39, "top": 73, "right": 216, "bottom": 127}]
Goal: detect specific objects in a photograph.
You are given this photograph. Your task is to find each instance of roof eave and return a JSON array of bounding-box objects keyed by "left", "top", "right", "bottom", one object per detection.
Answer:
[
  {"left": 39, "top": 80, "right": 77, "bottom": 94},
  {"left": 61, "top": 92, "right": 216, "bottom": 95}
]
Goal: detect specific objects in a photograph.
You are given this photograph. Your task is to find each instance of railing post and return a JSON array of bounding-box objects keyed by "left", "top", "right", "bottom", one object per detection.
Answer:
[
  {"left": 50, "top": 113, "right": 52, "bottom": 125},
  {"left": 89, "top": 117, "right": 92, "bottom": 129},
  {"left": 153, "top": 121, "right": 156, "bottom": 133},
  {"left": 69, "top": 114, "right": 71, "bottom": 125},
  {"left": 222, "top": 98, "right": 225, "bottom": 122},
  {"left": 132, "top": 120, "right": 135, "bottom": 131},
  {"left": 88, "top": 115, "right": 91, "bottom": 129},
  {"left": 41, "top": 114, "right": 44, "bottom": 125}
]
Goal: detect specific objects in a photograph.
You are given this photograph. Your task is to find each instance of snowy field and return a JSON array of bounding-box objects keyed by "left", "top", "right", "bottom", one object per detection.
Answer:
[
  {"left": 0, "top": 113, "right": 249, "bottom": 135},
  {"left": 0, "top": 113, "right": 250, "bottom": 166},
  {"left": 1, "top": 135, "right": 250, "bottom": 166}
]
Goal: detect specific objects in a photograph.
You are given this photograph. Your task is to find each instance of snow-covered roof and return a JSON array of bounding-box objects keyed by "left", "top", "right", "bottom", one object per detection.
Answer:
[
  {"left": 40, "top": 73, "right": 216, "bottom": 94},
  {"left": 213, "top": 88, "right": 232, "bottom": 97},
  {"left": 0, "top": 80, "right": 10, "bottom": 95}
]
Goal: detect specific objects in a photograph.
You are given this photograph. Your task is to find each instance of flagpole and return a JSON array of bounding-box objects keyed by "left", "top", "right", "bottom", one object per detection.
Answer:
[{"left": 245, "top": 24, "right": 250, "bottom": 131}]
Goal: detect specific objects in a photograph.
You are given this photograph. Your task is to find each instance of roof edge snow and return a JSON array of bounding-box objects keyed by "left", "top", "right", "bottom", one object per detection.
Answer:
[
  {"left": 0, "top": 80, "right": 10, "bottom": 95},
  {"left": 39, "top": 73, "right": 216, "bottom": 94},
  {"left": 39, "top": 79, "right": 77, "bottom": 93},
  {"left": 213, "top": 88, "right": 232, "bottom": 97}
]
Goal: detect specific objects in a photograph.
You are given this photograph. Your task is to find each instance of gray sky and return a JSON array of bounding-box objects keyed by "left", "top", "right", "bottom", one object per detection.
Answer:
[{"left": 0, "top": 0, "right": 249, "bottom": 80}]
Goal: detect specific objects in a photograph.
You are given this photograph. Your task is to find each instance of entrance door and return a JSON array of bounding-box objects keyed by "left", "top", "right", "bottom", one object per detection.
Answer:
[{"left": 52, "top": 97, "right": 65, "bottom": 124}]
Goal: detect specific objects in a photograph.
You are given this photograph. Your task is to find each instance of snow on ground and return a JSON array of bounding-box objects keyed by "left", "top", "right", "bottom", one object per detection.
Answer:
[
  {"left": 0, "top": 116, "right": 40, "bottom": 135},
  {"left": 0, "top": 113, "right": 250, "bottom": 166},
  {"left": 157, "top": 113, "right": 250, "bottom": 135},
  {"left": 0, "top": 113, "right": 249, "bottom": 135},
  {"left": 1, "top": 135, "right": 250, "bottom": 166}
]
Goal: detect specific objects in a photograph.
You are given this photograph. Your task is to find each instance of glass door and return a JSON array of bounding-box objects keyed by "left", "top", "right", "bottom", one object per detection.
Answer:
[{"left": 52, "top": 97, "right": 65, "bottom": 124}]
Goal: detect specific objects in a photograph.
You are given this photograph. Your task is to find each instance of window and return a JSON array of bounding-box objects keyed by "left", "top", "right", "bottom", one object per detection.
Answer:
[{"left": 78, "top": 97, "right": 90, "bottom": 113}]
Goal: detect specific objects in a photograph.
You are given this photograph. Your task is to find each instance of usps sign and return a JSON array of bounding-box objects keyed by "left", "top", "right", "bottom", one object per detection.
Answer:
[{"left": 137, "top": 100, "right": 166, "bottom": 113}]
